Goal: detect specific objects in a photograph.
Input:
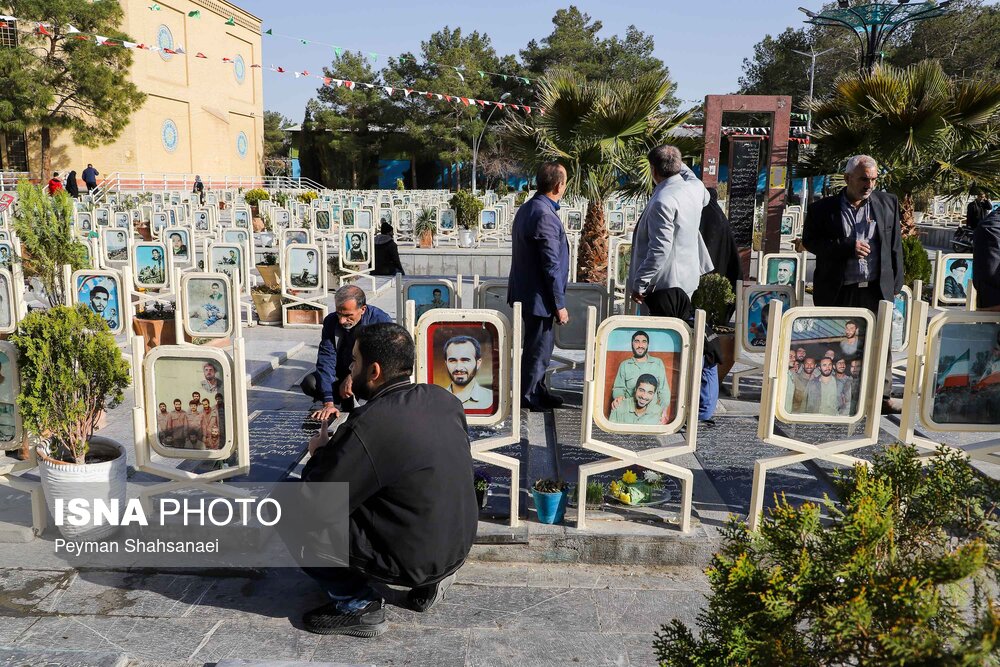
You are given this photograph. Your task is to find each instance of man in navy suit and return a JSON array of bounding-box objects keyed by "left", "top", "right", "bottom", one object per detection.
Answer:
[{"left": 508, "top": 162, "right": 570, "bottom": 411}]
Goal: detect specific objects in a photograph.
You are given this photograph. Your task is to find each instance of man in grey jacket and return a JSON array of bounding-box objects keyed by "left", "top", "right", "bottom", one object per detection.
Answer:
[{"left": 629, "top": 145, "right": 712, "bottom": 318}]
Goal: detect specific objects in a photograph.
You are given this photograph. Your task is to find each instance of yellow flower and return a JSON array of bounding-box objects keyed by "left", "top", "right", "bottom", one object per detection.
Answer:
[
  {"left": 622, "top": 470, "right": 638, "bottom": 485},
  {"left": 609, "top": 481, "right": 620, "bottom": 495},
  {"left": 617, "top": 492, "right": 631, "bottom": 504}
]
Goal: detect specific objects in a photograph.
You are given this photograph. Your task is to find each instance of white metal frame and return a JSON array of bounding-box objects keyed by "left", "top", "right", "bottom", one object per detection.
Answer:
[
  {"left": 396, "top": 278, "right": 457, "bottom": 323},
  {"left": 281, "top": 241, "right": 328, "bottom": 329},
  {"left": 932, "top": 251, "right": 973, "bottom": 308},
  {"left": 731, "top": 281, "right": 796, "bottom": 398},
  {"left": 176, "top": 271, "right": 241, "bottom": 342},
  {"left": 757, "top": 251, "right": 807, "bottom": 305}
]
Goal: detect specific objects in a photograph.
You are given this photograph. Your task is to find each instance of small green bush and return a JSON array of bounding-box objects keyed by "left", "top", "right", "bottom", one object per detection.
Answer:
[
  {"left": 12, "top": 305, "right": 131, "bottom": 464},
  {"left": 415, "top": 208, "right": 436, "bottom": 236},
  {"left": 691, "top": 273, "right": 735, "bottom": 329},
  {"left": 903, "top": 235, "right": 933, "bottom": 287},
  {"left": 654, "top": 444, "right": 1000, "bottom": 666},
  {"left": 449, "top": 190, "right": 484, "bottom": 230},
  {"left": 243, "top": 188, "right": 270, "bottom": 207},
  {"left": 495, "top": 181, "right": 511, "bottom": 197},
  {"left": 296, "top": 191, "right": 318, "bottom": 204},
  {"left": 515, "top": 191, "right": 529, "bottom": 206}
]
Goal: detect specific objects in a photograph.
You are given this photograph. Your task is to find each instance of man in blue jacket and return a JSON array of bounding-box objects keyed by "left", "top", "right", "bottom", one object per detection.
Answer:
[
  {"left": 301, "top": 285, "right": 392, "bottom": 420},
  {"left": 508, "top": 162, "right": 570, "bottom": 411}
]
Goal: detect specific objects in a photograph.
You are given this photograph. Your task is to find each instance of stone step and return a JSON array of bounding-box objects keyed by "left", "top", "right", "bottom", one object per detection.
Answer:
[
  {"left": 0, "top": 646, "right": 129, "bottom": 667},
  {"left": 215, "top": 661, "right": 369, "bottom": 667}
]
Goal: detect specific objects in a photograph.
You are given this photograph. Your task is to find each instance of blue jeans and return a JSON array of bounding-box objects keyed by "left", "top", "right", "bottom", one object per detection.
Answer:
[
  {"left": 302, "top": 566, "right": 381, "bottom": 612},
  {"left": 699, "top": 365, "right": 719, "bottom": 421}
]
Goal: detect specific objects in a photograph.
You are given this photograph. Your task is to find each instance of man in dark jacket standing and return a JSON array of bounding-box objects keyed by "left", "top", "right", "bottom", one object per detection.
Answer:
[
  {"left": 974, "top": 208, "right": 1000, "bottom": 311},
  {"left": 802, "top": 154, "right": 903, "bottom": 411},
  {"left": 967, "top": 190, "right": 992, "bottom": 229},
  {"left": 300, "top": 323, "right": 478, "bottom": 637},
  {"left": 507, "top": 162, "right": 570, "bottom": 411},
  {"left": 372, "top": 221, "right": 405, "bottom": 275},
  {"left": 301, "top": 285, "right": 392, "bottom": 420},
  {"left": 81, "top": 164, "right": 99, "bottom": 193}
]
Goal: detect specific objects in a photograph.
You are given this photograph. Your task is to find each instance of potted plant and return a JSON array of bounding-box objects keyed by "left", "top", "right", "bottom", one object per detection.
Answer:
[
  {"left": 449, "top": 190, "right": 483, "bottom": 248},
  {"left": 252, "top": 284, "right": 283, "bottom": 326},
  {"left": 12, "top": 305, "right": 132, "bottom": 540},
  {"left": 286, "top": 304, "right": 323, "bottom": 325},
  {"left": 415, "top": 208, "right": 436, "bottom": 248},
  {"left": 296, "top": 191, "right": 318, "bottom": 204},
  {"left": 691, "top": 273, "right": 736, "bottom": 385},
  {"left": 255, "top": 252, "right": 281, "bottom": 290},
  {"left": 585, "top": 481, "right": 605, "bottom": 510},
  {"left": 474, "top": 471, "right": 491, "bottom": 509},
  {"left": 11, "top": 182, "right": 90, "bottom": 307},
  {"left": 132, "top": 301, "right": 177, "bottom": 352},
  {"left": 243, "top": 187, "right": 270, "bottom": 216},
  {"left": 531, "top": 478, "right": 569, "bottom": 524}
]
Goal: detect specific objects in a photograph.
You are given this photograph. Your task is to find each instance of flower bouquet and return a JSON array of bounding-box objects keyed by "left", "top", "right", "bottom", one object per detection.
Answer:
[{"left": 608, "top": 469, "right": 666, "bottom": 506}]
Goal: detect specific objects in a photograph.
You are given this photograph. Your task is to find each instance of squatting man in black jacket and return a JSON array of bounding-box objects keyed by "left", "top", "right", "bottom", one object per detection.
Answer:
[{"left": 298, "top": 323, "right": 479, "bottom": 637}]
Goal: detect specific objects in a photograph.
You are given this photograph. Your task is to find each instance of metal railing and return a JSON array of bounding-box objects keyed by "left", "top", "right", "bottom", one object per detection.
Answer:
[
  {"left": 0, "top": 172, "right": 31, "bottom": 191},
  {"left": 92, "top": 172, "right": 326, "bottom": 201}
]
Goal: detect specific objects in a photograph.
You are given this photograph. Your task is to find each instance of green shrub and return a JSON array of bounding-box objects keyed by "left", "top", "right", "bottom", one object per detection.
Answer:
[
  {"left": 11, "top": 182, "right": 89, "bottom": 307},
  {"left": 449, "top": 190, "right": 484, "bottom": 229},
  {"left": 12, "top": 305, "right": 131, "bottom": 464},
  {"left": 243, "top": 188, "right": 270, "bottom": 207},
  {"left": 903, "top": 235, "right": 933, "bottom": 287},
  {"left": 495, "top": 181, "right": 511, "bottom": 197},
  {"left": 691, "top": 273, "right": 735, "bottom": 329},
  {"left": 515, "top": 191, "right": 529, "bottom": 206},
  {"left": 415, "top": 208, "right": 436, "bottom": 236},
  {"left": 296, "top": 191, "right": 318, "bottom": 203},
  {"left": 654, "top": 444, "right": 1000, "bottom": 666}
]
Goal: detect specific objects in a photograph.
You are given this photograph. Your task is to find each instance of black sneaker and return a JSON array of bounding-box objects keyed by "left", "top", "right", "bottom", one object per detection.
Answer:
[
  {"left": 406, "top": 573, "right": 456, "bottom": 612},
  {"left": 303, "top": 598, "right": 387, "bottom": 637},
  {"left": 538, "top": 393, "right": 564, "bottom": 409}
]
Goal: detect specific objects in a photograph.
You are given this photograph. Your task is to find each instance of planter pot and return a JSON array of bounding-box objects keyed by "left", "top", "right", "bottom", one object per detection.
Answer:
[
  {"left": 256, "top": 264, "right": 281, "bottom": 290},
  {"left": 716, "top": 332, "right": 736, "bottom": 386},
  {"left": 475, "top": 487, "right": 489, "bottom": 509},
  {"left": 458, "top": 229, "right": 477, "bottom": 248},
  {"left": 913, "top": 211, "right": 925, "bottom": 226},
  {"left": 252, "top": 217, "right": 266, "bottom": 233},
  {"left": 532, "top": 489, "right": 568, "bottom": 525},
  {"left": 137, "top": 223, "right": 152, "bottom": 242},
  {"left": 419, "top": 230, "right": 435, "bottom": 248},
  {"left": 286, "top": 308, "right": 323, "bottom": 325},
  {"left": 252, "top": 292, "right": 283, "bottom": 326},
  {"left": 37, "top": 437, "right": 127, "bottom": 540},
  {"left": 133, "top": 317, "right": 177, "bottom": 354}
]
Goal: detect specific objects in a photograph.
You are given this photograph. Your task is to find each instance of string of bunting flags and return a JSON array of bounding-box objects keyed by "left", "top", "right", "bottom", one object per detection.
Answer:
[
  {"left": 681, "top": 124, "right": 811, "bottom": 143},
  {"left": 270, "top": 66, "right": 543, "bottom": 115}
]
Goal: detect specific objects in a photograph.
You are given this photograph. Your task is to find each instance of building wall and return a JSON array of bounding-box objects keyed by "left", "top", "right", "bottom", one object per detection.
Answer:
[{"left": 28, "top": 0, "right": 263, "bottom": 181}]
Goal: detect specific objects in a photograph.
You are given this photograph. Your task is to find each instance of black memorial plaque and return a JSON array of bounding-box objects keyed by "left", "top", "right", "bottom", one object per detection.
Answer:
[{"left": 727, "top": 137, "right": 763, "bottom": 247}]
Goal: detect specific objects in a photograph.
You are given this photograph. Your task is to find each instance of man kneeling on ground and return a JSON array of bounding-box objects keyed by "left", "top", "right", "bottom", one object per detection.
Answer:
[{"left": 300, "top": 322, "right": 479, "bottom": 637}]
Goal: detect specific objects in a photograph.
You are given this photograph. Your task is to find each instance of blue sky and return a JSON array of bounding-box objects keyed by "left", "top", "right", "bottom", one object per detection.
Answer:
[{"left": 236, "top": 0, "right": 809, "bottom": 122}]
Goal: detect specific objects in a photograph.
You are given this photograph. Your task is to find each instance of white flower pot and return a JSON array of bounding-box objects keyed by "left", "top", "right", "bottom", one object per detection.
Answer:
[
  {"left": 458, "top": 230, "right": 477, "bottom": 248},
  {"left": 37, "top": 436, "right": 127, "bottom": 541}
]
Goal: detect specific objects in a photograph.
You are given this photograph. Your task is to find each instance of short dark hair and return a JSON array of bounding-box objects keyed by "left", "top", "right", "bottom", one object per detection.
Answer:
[
  {"left": 632, "top": 330, "right": 649, "bottom": 343},
  {"left": 536, "top": 162, "right": 566, "bottom": 194},
  {"left": 647, "top": 145, "right": 683, "bottom": 179},
  {"left": 635, "top": 373, "right": 659, "bottom": 390},
  {"left": 356, "top": 322, "right": 414, "bottom": 380},
  {"left": 90, "top": 286, "right": 109, "bottom": 298},
  {"left": 444, "top": 335, "right": 482, "bottom": 360}
]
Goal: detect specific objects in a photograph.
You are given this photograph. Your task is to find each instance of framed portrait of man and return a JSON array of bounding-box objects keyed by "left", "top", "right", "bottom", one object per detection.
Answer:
[
  {"left": 397, "top": 208, "right": 414, "bottom": 233},
  {"left": 114, "top": 212, "right": 130, "bottom": 229},
  {"left": 181, "top": 272, "right": 234, "bottom": 339},
  {"left": 378, "top": 208, "right": 394, "bottom": 229},
  {"left": 739, "top": 285, "right": 795, "bottom": 355},
  {"left": 760, "top": 253, "right": 800, "bottom": 288},
  {"left": 891, "top": 286, "right": 913, "bottom": 353},
  {"left": 210, "top": 243, "right": 244, "bottom": 288},
  {"left": 566, "top": 209, "right": 583, "bottom": 233},
  {"left": 74, "top": 271, "right": 125, "bottom": 335},
  {"left": 775, "top": 309, "right": 875, "bottom": 425},
  {"left": 426, "top": 321, "right": 501, "bottom": 421},
  {"left": 400, "top": 280, "right": 455, "bottom": 321},
  {"left": 439, "top": 208, "right": 456, "bottom": 233},
  {"left": 223, "top": 229, "right": 250, "bottom": 246},
  {"left": 233, "top": 208, "right": 250, "bottom": 229},
  {"left": 165, "top": 228, "right": 191, "bottom": 264},
  {"left": 95, "top": 207, "right": 110, "bottom": 227},
  {"left": 780, "top": 214, "right": 795, "bottom": 237},
  {"left": 613, "top": 240, "right": 632, "bottom": 290},
  {"left": 0, "top": 270, "right": 15, "bottom": 334},
  {"left": 287, "top": 244, "right": 321, "bottom": 290},
  {"left": 143, "top": 347, "right": 234, "bottom": 459},
  {"left": 342, "top": 230, "right": 372, "bottom": 267},
  {"left": 607, "top": 211, "right": 625, "bottom": 234},
  {"left": 0, "top": 341, "right": 22, "bottom": 448},
  {"left": 921, "top": 313, "right": 1000, "bottom": 432},
  {"left": 272, "top": 209, "right": 290, "bottom": 228},
  {"left": 593, "top": 321, "right": 687, "bottom": 434},
  {"left": 935, "top": 253, "right": 973, "bottom": 306},
  {"left": 194, "top": 210, "right": 210, "bottom": 232},
  {"left": 102, "top": 229, "right": 129, "bottom": 264},
  {"left": 0, "top": 242, "right": 12, "bottom": 270},
  {"left": 152, "top": 212, "right": 169, "bottom": 233},
  {"left": 133, "top": 242, "right": 169, "bottom": 289}
]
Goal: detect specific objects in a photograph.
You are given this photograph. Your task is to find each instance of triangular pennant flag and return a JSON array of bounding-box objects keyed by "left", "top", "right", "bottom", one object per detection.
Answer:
[
  {"left": 149, "top": 3, "right": 161, "bottom": 9},
  {"left": 225, "top": 16, "right": 236, "bottom": 26},
  {"left": 344, "top": 80, "right": 354, "bottom": 89},
  {"left": 66, "top": 24, "right": 80, "bottom": 34},
  {"left": 222, "top": 57, "right": 233, "bottom": 63},
  {"left": 425, "top": 92, "right": 433, "bottom": 99},
  {"left": 187, "top": 10, "right": 200, "bottom": 18},
  {"left": 275, "top": 66, "right": 286, "bottom": 73},
  {"left": 478, "top": 71, "right": 485, "bottom": 79},
  {"left": 174, "top": 46, "right": 185, "bottom": 54},
  {"left": 334, "top": 47, "right": 342, "bottom": 58},
  {"left": 264, "top": 28, "right": 272, "bottom": 35},
  {"left": 36, "top": 25, "right": 51, "bottom": 35},
  {"left": 250, "top": 63, "right": 261, "bottom": 68},
  {"left": 454, "top": 67, "right": 464, "bottom": 82},
  {"left": 163, "top": 48, "right": 176, "bottom": 54},
  {"left": 0, "top": 22, "right": 7, "bottom": 28},
  {"left": 363, "top": 83, "right": 374, "bottom": 89},
  {"left": 436, "top": 94, "right": 443, "bottom": 100},
  {"left": 369, "top": 52, "right": 378, "bottom": 62},
  {"left": 502, "top": 75, "right": 508, "bottom": 81},
  {"left": 123, "top": 41, "right": 137, "bottom": 48},
  {"left": 497, "top": 103, "right": 504, "bottom": 110},
  {"left": 520, "top": 77, "right": 530, "bottom": 84},
  {"left": 524, "top": 106, "right": 532, "bottom": 114},
  {"left": 477, "top": 100, "right": 487, "bottom": 107},
  {"left": 539, "top": 108, "right": 545, "bottom": 116},
  {"left": 74, "top": 34, "right": 91, "bottom": 41},
  {"left": 323, "top": 77, "right": 331, "bottom": 85},
  {"left": 294, "top": 72, "right": 301, "bottom": 78},
  {"left": 510, "top": 104, "right": 519, "bottom": 111},
  {"left": 460, "top": 97, "right": 470, "bottom": 106},
  {"left": 384, "top": 86, "right": 394, "bottom": 96},
  {"left": 445, "top": 95, "right": 452, "bottom": 102},
  {"left": 300, "top": 39, "right": 308, "bottom": 45},
  {"left": 195, "top": 52, "right": 207, "bottom": 58},
  {"left": 404, "top": 88, "right": 413, "bottom": 97}
]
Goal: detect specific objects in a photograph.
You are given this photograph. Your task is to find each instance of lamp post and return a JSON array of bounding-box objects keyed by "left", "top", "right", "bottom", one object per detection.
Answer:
[
  {"left": 472, "top": 91, "right": 511, "bottom": 195},
  {"left": 791, "top": 46, "right": 833, "bottom": 211},
  {"left": 799, "top": 1, "right": 952, "bottom": 72}
]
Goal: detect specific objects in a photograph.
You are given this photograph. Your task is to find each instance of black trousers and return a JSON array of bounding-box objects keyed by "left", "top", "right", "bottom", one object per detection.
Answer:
[
  {"left": 521, "top": 314, "right": 555, "bottom": 405},
  {"left": 831, "top": 282, "right": 883, "bottom": 313}
]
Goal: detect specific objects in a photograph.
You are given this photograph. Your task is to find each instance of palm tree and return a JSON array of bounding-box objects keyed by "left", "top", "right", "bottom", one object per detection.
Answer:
[
  {"left": 803, "top": 60, "right": 1000, "bottom": 236},
  {"left": 502, "top": 71, "right": 697, "bottom": 284}
]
